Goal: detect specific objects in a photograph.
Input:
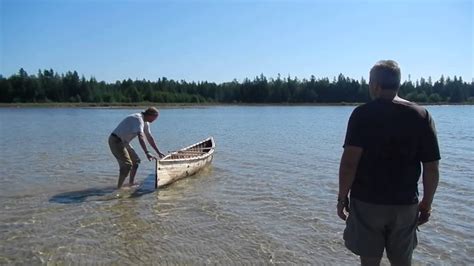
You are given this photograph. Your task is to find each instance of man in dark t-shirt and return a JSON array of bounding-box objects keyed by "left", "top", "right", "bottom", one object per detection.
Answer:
[{"left": 337, "top": 60, "right": 440, "bottom": 265}]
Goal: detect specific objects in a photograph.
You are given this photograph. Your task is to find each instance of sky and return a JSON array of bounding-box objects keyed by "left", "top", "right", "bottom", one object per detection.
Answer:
[{"left": 1, "top": 0, "right": 472, "bottom": 84}]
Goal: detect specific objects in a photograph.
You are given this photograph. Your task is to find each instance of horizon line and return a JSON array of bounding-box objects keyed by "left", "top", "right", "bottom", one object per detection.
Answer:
[{"left": 2, "top": 68, "right": 472, "bottom": 85}]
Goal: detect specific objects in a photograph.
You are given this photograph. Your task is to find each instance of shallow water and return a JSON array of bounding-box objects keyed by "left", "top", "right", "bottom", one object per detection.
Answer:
[{"left": 0, "top": 105, "right": 473, "bottom": 264}]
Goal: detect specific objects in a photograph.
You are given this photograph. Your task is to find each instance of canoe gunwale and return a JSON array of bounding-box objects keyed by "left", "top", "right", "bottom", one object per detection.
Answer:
[{"left": 159, "top": 151, "right": 214, "bottom": 164}]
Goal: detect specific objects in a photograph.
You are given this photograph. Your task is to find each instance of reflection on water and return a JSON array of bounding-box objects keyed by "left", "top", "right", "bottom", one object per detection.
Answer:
[{"left": 0, "top": 106, "right": 473, "bottom": 264}]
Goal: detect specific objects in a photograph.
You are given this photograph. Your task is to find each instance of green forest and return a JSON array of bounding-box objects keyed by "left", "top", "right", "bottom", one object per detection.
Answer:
[{"left": 1, "top": 68, "right": 473, "bottom": 104}]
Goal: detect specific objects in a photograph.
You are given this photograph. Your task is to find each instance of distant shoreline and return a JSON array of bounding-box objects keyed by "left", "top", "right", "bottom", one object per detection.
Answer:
[{"left": 0, "top": 102, "right": 472, "bottom": 108}]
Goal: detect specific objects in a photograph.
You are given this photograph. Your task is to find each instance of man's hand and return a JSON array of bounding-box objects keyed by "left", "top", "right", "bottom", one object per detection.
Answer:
[
  {"left": 337, "top": 197, "right": 350, "bottom": 221},
  {"left": 157, "top": 151, "right": 165, "bottom": 158},
  {"left": 338, "top": 146, "right": 361, "bottom": 221},
  {"left": 418, "top": 200, "right": 432, "bottom": 226},
  {"left": 146, "top": 152, "right": 157, "bottom": 161}
]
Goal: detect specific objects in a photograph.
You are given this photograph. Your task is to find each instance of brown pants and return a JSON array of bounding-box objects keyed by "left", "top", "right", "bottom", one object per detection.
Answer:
[{"left": 108, "top": 134, "right": 140, "bottom": 187}]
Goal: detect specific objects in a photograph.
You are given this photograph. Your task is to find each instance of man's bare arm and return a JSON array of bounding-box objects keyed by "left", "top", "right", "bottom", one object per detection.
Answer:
[
  {"left": 145, "top": 133, "right": 164, "bottom": 158},
  {"left": 339, "top": 146, "right": 363, "bottom": 198},
  {"left": 418, "top": 160, "right": 439, "bottom": 225},
  {"left": 338, "top": 146, "right": 363, "bottom": 220},
  {"left": 421, "top": 160, "right": 439, "bottom": 206},
  {"left": 138, "top": 133, "right": 154, "bottom": 161}
]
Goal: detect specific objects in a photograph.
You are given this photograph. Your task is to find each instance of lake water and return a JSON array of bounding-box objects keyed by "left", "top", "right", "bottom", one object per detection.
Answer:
[{"left": 0, "top": 105, "right": 473, "bottom": 265}]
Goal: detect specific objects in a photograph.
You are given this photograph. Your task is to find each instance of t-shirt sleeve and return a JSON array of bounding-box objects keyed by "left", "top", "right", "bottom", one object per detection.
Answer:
[
  {"left": 144, "top": 122, "right": 152, "bottom": 135},
  {"left": 132, "top": 117, "right": 144, "bottom": 135},
  {"left": 419, "top": 110, "right": 441, "bottom": 162},
  {"left": 343, "top": 108, "right": 363, "bottom": 148}
]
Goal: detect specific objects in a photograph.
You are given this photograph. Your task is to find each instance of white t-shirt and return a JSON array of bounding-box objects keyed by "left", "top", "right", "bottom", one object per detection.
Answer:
[{"left": 112, "top": 113, "right": 151, "bottom": 144}]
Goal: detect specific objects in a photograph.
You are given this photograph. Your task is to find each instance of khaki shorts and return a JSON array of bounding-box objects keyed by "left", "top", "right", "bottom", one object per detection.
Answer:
[
  {"left": 344, "top": 198, "right": 418, "bottom": 263},
  {"left": 108, "top": 134, "right": 140, "bottom": 167}
]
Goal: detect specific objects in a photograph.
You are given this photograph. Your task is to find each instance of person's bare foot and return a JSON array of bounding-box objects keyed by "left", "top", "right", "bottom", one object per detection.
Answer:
[{"left": 128, "top": 182, "right": 140, "bottom": 188}]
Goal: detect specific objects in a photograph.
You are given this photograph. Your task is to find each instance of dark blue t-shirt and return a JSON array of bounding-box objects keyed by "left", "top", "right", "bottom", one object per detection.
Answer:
[{"left": 344, "top": 98, "right": 440, "bottom": 205}]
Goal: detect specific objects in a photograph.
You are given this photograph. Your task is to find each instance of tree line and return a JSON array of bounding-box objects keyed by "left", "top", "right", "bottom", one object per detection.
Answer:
[{"left": 0, "top": 68, "right": 472, "bottom": 104}]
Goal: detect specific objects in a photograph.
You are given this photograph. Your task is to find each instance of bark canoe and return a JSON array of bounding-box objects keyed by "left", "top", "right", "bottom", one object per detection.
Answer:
[{"left": 155, "top": 137, "right": 215, "bottom": 188}]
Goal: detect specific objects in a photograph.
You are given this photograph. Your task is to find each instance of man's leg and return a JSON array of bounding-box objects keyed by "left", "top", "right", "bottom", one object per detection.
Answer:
[
  {"left": 118, "top": 161, "right": 132, "bottom": 188},
  {"left": 109, "top": 135, "right": 132, "bottom": 189},
  {"left": 126, "top": 145, "right": 141, "bottom": 185},
  {"left": 344, "top": 199, "right": 386, "bottom": 265},
  {"left": 361, "top": 256, "right": 382, "bottom": 266},
  {"left": 128, "top": 164, "right": 139, "bottom": 185},
  {"left": 388, "top": 259, "right": 411, "bottom": 266},
  {"left": 385, "top": 204, "right": 418, "bottom": 266}
]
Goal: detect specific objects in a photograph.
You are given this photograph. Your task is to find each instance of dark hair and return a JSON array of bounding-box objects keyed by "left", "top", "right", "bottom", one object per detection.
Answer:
[
  {"left": 369, "top": 60, "right": 401, "bottom": 91},
  {"left": 143, "top": 107, "right": 159, "bottom": 116}
]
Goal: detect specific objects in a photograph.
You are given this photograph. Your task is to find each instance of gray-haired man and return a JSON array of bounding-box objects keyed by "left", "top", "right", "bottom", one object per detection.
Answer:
[
  {"left": 109, "top": 107, "right": 165, "bottom": 188},
  {"left": 338, "top": 60, "right": 440, "bottom": 265}
]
